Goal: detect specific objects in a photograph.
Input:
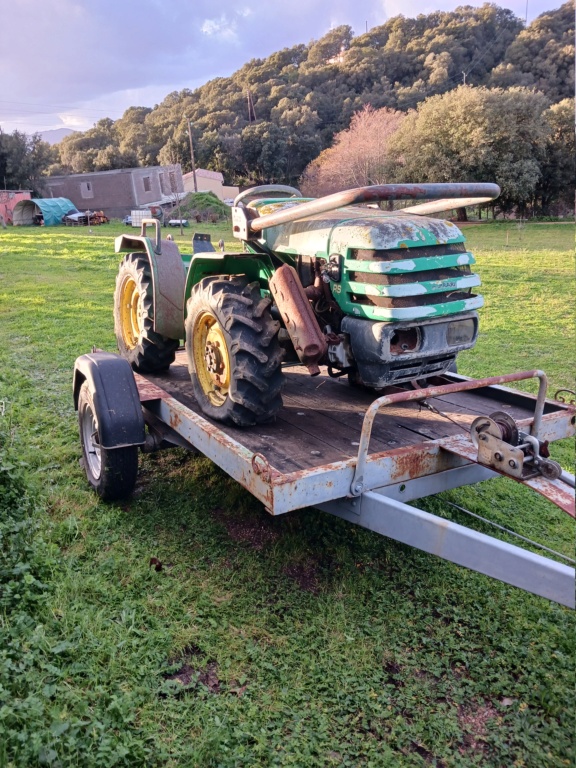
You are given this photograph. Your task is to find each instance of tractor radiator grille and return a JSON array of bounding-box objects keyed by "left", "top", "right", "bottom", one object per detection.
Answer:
[
  {"left": 349, "top": 289, "right": 474, "bottom": 309},
  {"left": 350, "top": 243, "right": 468, "bottom": 261},
  {"left": 343, "top": 243, "right": 482, "bottom": 320},
  {"left": 349, "top": 265, "right": 472, "bottom": 285}
]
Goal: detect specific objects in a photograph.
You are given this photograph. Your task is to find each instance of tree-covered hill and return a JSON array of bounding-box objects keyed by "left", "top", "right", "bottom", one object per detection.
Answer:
[{"left": 46, "top": 1, "right": 572, "bottom": 188}]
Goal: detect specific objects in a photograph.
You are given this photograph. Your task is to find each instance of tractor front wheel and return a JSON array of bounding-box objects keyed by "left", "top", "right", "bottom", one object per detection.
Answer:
[
  {"left": 114, "top": 253, "right": 179, "bottom": 372},
  {"left": 185, "top": 276, "right": 283, "bottom": 426}
]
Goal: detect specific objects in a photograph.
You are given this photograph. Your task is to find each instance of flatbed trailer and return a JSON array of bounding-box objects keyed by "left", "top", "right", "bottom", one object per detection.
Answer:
[{"left": 73, "top": 350, "right": 575, "bottom": 608}]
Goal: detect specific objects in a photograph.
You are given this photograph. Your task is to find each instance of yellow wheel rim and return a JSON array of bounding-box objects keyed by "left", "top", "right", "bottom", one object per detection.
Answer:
[
  {"left": 192, "top": 311, "right": 231, "bottom": 406},
  {"left": 119, "top": 275, "right": 141, "bottom": 349}
]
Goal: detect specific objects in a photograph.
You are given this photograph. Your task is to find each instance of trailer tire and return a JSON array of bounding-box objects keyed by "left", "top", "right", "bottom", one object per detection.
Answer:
[
  {"left": 114, "top": 252, "right": 179, "bottom": 372},
  {"left": 186, "top": 275, "right": 283, "bottom": 426},
  {"left": 78, "top": 381, "right": 138, "bottom": 500}
]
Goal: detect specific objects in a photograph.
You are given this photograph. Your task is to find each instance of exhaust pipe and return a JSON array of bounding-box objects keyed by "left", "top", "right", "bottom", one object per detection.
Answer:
[{"left": 269, "top": 264, "right": 327, "bottom": 376}]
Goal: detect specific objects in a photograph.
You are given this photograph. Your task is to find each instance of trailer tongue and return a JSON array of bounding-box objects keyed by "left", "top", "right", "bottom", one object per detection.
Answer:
[{"left": 73, "top": 351, "right": 575, "bottom": 608}]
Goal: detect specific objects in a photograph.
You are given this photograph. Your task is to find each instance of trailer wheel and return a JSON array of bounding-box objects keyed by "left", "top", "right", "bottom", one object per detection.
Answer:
[
  {"left": 78, "top": 381, "right": 138, "bottom": 500},
  {"left": 186, "top": 276, "right": 283, "bottom": 426},
  {"left": 114, "top": 252, "right": 179, "bottom": 372}
]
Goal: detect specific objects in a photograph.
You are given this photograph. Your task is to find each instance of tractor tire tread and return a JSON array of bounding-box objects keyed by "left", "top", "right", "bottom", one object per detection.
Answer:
[
  {"left": 186, "top": 275, "right": 284, "bottom": 426},
  {"left": 114, "top": 252, "right": 179, "bottom": 372}
]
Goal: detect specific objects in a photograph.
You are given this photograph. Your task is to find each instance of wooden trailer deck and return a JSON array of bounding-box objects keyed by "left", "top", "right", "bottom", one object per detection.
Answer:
[
  {"left": 141, "top": 351, "right": 564, "bottom": 468},
  {"left": 135, "top": 351, "right": 573, "bottom": 517}
]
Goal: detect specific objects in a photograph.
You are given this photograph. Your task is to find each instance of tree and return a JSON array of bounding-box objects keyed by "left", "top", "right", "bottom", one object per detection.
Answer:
[
  {"left": 301, "top": 105, "right": 405, "bottom": 196},
  {"left": 389, "top": 85, "right": 550, "bottom": 215},
  {"left": 306, "top": 26, "right": 354, "bottom": 66},
  {"left": 0, "top": 130, "right": 54, "bottom": 192},
  {"left": 240, "top": 122, "right": 288, "bottom": 183},
  {"left": 490, "top": 1, "right": 575, "bottom": 103},
  {"left": 535, "top": 98, "right": 575, "bottom": 213}
]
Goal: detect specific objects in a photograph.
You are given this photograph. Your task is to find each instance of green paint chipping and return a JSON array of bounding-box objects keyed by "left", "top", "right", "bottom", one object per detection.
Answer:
[{"left": 345, "top": 252, "right": 476, "bottom": 274}]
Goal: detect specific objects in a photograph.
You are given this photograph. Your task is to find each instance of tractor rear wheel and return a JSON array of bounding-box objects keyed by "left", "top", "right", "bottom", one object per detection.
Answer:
[
  {"left": 185, "top": 276, "right": 283, "bottom": 426},
  {"left": 114, "top": 253, "right": 179, "bottom": 372}
]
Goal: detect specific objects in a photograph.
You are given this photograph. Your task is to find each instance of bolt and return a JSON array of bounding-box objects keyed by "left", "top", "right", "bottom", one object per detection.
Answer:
[
  {"left": 494, "top": 452, "right": 503, "bottom": 461},
  {"left": 509, "top": 459, "right": 518, "bottom": 469},
  {"left": 353, "top": 483, "right": 363, "bottom": 494},
  {"left": 479, "top": 434, "right": 487, "bottom": 442}
]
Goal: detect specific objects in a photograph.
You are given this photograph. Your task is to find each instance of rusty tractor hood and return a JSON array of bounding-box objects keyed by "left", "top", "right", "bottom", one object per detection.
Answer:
[{"left": 250, "top": 201, "right": 465, "bottom": 258}]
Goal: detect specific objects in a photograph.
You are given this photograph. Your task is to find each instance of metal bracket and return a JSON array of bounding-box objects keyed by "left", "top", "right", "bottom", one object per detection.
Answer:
[{"left": 476, "top": 431, "right": 527, "bottom": 478}]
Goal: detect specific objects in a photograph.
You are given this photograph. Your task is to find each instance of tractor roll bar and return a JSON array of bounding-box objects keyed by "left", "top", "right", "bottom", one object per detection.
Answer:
[{"left": 248, "top": 183, "right": 501, "bottom": 233}]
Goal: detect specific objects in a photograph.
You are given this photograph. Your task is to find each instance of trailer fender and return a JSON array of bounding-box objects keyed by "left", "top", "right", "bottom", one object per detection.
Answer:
[
  {"left": 73, "top": 351, "right": 145, "bottom": 449},
  {"left": 115, "top": 222, "right": 186, "bottom": 339}
]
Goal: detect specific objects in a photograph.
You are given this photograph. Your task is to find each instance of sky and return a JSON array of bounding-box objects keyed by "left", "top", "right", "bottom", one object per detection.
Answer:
[{"left": 0, "top": 0, "right": 563, "bottom": 136}]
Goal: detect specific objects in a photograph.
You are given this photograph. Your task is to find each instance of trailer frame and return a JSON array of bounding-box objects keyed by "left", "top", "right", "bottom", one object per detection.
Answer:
[{"left": 73, "top": 350, "right": 575, "bottom": 608}]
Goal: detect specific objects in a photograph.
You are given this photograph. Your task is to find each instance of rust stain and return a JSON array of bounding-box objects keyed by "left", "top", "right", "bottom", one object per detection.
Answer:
[
  {"left": 389, "top": 450, "right": 432, "bottom": 482},
  {"left": 134, "top": 373, "right": 170, "bottom": 402},
  {"left": 523, "top": 476, "right": 575, "bottom": 517}
]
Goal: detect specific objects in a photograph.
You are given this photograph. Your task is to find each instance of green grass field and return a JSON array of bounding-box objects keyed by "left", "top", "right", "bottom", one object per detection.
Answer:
[{"left": 0, "top": 221, "right": 574, "bottom": 767}]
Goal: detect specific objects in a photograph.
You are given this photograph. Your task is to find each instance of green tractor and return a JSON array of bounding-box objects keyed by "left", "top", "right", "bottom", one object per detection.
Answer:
[{"left": 113, "top": 183, "right": 499, "bottom": 426}]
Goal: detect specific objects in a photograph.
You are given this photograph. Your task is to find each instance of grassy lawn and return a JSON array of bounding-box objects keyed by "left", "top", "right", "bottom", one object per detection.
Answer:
[{"left": 0, "top": 220, "right": 574, "bottom": 767}]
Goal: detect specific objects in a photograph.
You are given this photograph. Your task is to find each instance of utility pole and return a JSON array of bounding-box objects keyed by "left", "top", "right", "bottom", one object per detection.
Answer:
[
  {"left": 246, "top": 90, "right": 257, "bottom": 122},
  {"left": 462, "top": 71, "right": 467, "bottom": 85},
  {"left": 186, "top": 117, "right": 198, "bottom": 193}
]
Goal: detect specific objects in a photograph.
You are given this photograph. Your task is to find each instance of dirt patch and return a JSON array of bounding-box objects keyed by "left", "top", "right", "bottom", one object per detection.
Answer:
[
  {"left": 213, "top": 506, "right": 280, "bottom": 551},
  {"left": 410, "top": 742, "right": 445, "bottom": 766},
  {"left": 383, "top": 659, "right": 405, "bottom": 688},
  {"left": 283, "top": 560, "right": 320, "bottom": 593},
  {"left": 163, "top": 644, "right": 221, "bottom": 694},
  {"left": 458, "top": 701, "right": 498, "bottom": 754}
]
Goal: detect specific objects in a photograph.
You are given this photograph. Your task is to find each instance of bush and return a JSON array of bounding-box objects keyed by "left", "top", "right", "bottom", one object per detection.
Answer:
[{"left": 177, "top": 191, "right": 231, "bottom": 222}]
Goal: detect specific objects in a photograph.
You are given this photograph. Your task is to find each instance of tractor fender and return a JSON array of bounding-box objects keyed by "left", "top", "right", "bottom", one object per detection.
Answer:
[
  {"left": 115, "top": 233, "right": 186, "bottom": 340},
  {"left": 73, "top": 351, "right": 145, "bottom": 449},
  {"left": 183, "top": 252, "right": 274, "bottom": 310}
]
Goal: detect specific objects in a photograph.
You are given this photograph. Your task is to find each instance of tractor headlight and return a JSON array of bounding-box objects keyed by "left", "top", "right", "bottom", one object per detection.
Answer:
[{"left": 447, "top": 319, "right": 476, "bottom": 346}]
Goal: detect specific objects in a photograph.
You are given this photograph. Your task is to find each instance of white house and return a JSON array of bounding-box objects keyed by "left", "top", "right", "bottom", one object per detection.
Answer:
[{"left": 183, "top": 169, "right": 239, "bottom": 201}]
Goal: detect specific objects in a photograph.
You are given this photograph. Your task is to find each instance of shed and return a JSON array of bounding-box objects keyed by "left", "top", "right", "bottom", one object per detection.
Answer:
[{"left": 12, "top": 197, "right": 77, "bottom": 226}]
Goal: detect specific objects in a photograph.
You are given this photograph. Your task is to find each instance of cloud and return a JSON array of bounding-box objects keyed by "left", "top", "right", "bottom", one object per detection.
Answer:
[{"left": 201, "top": 14, "right": 239, "bottom": 42}]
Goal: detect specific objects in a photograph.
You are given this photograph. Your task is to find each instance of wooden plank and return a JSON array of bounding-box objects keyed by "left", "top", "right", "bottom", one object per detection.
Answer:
[
  {"left": 431, "top": 391, "right": 534, "bottom": 420},
  {"left": 281, "top": 369, "right": 460, "bottom": 442},
  {"left": 150, "top": 361, "right": 352, "bottom": 471}
]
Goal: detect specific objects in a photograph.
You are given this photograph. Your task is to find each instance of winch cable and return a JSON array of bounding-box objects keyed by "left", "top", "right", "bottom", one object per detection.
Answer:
[
  {"left": 418, "top": 398, "right": 470, "bottom": 433},
  {"left": 441, "top": 499, "right": 575, "bottom": 565}
]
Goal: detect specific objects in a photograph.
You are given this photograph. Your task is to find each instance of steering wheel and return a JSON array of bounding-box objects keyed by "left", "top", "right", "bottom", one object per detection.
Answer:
[{"left": 234, "top": 185, "right": 302, "bottom": 207}]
